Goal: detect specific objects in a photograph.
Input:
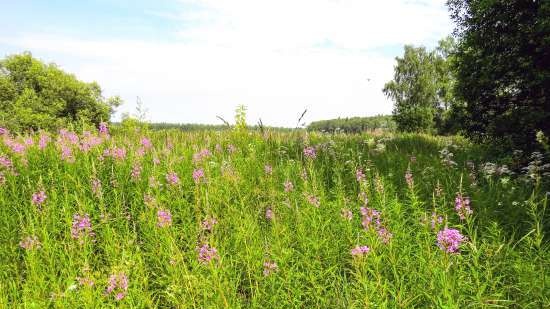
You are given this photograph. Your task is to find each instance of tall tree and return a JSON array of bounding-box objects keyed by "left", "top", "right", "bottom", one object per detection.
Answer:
[
  {"left": 0, "top": 52, "right": 122, "bottom": 132},
  {"left": 447, "top": 0, "right": 550, "bottom": 150},
  {"left": 383, "top": 39, "right": 456, "bottom": 133}
]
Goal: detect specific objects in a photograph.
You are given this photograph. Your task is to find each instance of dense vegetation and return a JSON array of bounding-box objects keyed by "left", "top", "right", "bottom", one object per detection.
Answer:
[
  {"left": 0, "top": 52, "right": 121, "bottom": 132},
  {"left": 307, "top": 115, "right": 395, "bottom": 133},
  {"left": 0, "top": 125, "right": 548, "bottom": 307}
]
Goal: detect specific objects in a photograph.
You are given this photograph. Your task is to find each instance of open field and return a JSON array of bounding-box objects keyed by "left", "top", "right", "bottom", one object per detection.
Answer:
[{"left": 0, "top": 127, "right": 548, "bottom": 308}]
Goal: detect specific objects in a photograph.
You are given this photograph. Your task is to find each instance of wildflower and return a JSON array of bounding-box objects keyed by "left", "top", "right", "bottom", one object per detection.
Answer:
[
  {"left": 0, "top": 155, "right": 13, "bottom": 169},
  {"left": 130, "top": 164, "right": 142, "bottom": 180},
  {"left": 99, "top": 122, "right": 109, "bottom": 135},
  {"left": 71, "top": 213, "right": 95, "bottom": 243},
  {"left": 157, "top": 209, "right": 172, "bottom": 227},
  {"left": 405, "top": 169, "right": 413, "bottom": 188},
  {"left": 0, "top": 127, "right": 8, "bottom": 135},
  {"left": 141, "top": 137, "right": 152, "bottom": 149},
  {"left": 149, "top": 176, "right": 160, "bottom": 188},
  {"left": 197, "top": 244, "right": 219, "bottom": 264},
  {"left": 32, "top": 191, "right": 47, "bottom": 206},
  {"left": 91, "top": 178, "right": 102, "bottom": 197},
  {"left": 377, "top": 227, "right": 393, "bottom": 244},
  {"left": 454, "top": 194, "right": 473, "bottom": 220},
  {"left": 305, "top": 193, "right": 320, "bottom": 208},
  {"left": 77, "top": 276, "right": 95, "bottom": 287},
  {"left": 192, "top": 168, "right": 205, "bottom": 184},
  {"left": 264, "top": 164, "right": 273, "bottom": 175},
  {"left": 227, "top": 144, "right": 237, "bottom": 153},
  {"left": 61, "top": 145, "right": 74, "bottom": 162},
  {"left": 152, "top": 157, "right": 160, "bottom": 165},
  {"left": 0, "top": 172, "right": 5, "bottom": 185},
  {"left": 106, "top": 272, "right": 128, "bottom": 301},
  {"left": 201, "top": 217, "right": 218, "bottom": 232},
  {"left": 437, "top": 228, "right": 465, "bottom": 253},
  {"left": 341, "top": 208, "right": 353, "bottom": 220},
  {"left": 430, "top": 212, "right": 443, "bottom": 230},
  {"left": 356, "top": 168, "right": 366, "bottom": 182},
  {"left": 193, "top": 149, "right": 211, "bottom": 163},
  {"left": 263, "top": 261, "right": 278, "bottom": 276},
  {"left": 265, "top": 208, "right": 274, "bottom": 220},
  {"left": 19, "top": 235, "right": 41, "bottom": 250},
  {"left": 360, "top": 207, "right": 381, "bottom": 229},
  {"left": 350, "top": 245, "right": 370, "bottom": 257},
  {"left": 111, "top": 147, "right": 127, "bottom": 160},
  {"left": 284, "top": 180, "right": 294, "bottom": 192},
  {"left": 303, "top": 146, "right": 316, "bottom": 159},
  {"left": 166, "top": 171, "right": 180, "bottom": 186}
]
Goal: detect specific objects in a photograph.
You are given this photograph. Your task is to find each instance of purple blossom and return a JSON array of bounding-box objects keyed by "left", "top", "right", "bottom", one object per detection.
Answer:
[
  {"left": 265, "top": 208, "right": 274, "bottom": 220},
  {"left": 303, "top": 146, "right": 317, "bottom": 159},
  {"left": 405, "top": 169, "right": 413, "bottom": 188},
  {"left": 166, "top": 171, "right": 180, "bottom": 186},
  {"left": 193, "top": 149, "right": 211, "bottom": 163},
  {"left": 305, "top": 193, "right": 320, "bottom": 208},
  {"left": 356, "top": 169, "right": 366, "bottom": 182},
  {"left": 106, "top": 272, "right": 128, "bottom": 300},
  {"left": 350, "top": 245, "right": 370, "bottom": 257},
  {"left": 141, "top": 137, "right": 152, "bottom": 149},
  {"left": 130, "top": 164, "right": 142, "bottom": 180},
  {"left": 19, "top": 235, "right": 41, "bottom": 250},
  {"left": 360, "top": 207, "right": 381, "bottom": 229},
  {"left": 32, "top": 191, "right": 47, "bottom": 206},
  {"left": 71, "top": 213, "right": 95, "bottom": 243},
  {"left": 91, "top": 178, "right": 102, "bottom": 197},
  {"left": 0, "top": 127, "right": 8, "bottom": 135},
  {"left": 99, "top": 122, "right": 109, "bottom": 135},
  {"left": 0, "top": 155, "right": 13, "bottom": 169},
  {"left": 341, "top": 208, "right": 353, "bottom": 220},
  {"left": 197, "top": 244, "right": 219, "bottom": 264},
  {"left": 38, "top": 134, "right": 51, "bottom": 149},
  {"left": 437, "top": 228, "right": 465, "bottom": 253},
  {"left": 192, "top": 168, "right": 205, "bottom": 184},
  {"left": 263, "top": 261, "right": 278, "bottom": 276},
  {"left": 454, "top": 194, "right": 473, "bottom": 220},
  {"left": 157, "top": 209, "right": 172, "bottom": 227},
  {"left": 201, "top": 217, "right": 218, "bottom": 231},
  {"left": 284, "top": 180, "right": 294, "bottom": 192},
  {"left": 377, "top": 227, "right": 393, "bottom": 244}
]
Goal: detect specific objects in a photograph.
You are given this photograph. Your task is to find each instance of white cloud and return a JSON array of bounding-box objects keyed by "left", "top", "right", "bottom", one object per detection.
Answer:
[{"left": 0, "top": 0, "right": 453, "bottom": 126}]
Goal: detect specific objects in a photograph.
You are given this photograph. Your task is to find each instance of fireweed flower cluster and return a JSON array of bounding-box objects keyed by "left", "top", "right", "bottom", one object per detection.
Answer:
[
  {"left": 305, "top": 193, "right": 320, "bottom": 208},
  {"left": 284, "top": 180, "right": 294, "bottom": 192},
  {"left": 201, "top": 217, "right": 218, "bottom": 232},
  {"left": 166, "top": 171, "right": 180, "bottom": 186},
  {"left": 193, "top": 149, "right": 211, "bottom": 163},
  {"left": 197, "top": 244, "right": 219, "bottom": 264},
  {"left": 131, "top": 164, "right": 142, "bottom": 180},
  {"left": 193, "top": 168, "right": 205, "bottom": 184},
  {"left": 341, "top": 208, "right": 353, "bottom": 220},
  {"left": 106, "top": 272, "right": 128, "bottom": 301},
  {"left": 157, "top": 209, "right": 172, "bottom": 227},
  {"left": 360, "top": 201, "right": 393, "bottom": 243},
  {"left": 99, "top": 122, "right": 109, "bottom": 136},
  {"left": 265, "top": 208, "right": 274, "bottom": 220},
  {"left": 32, "top": 191, "right": 47, "bottom": 206},
  {"left": 38, "top": 134, "right": 51, "bottom": 149},
  {"left": 71, "top": 213, "right": 95, "bottom": 243},
  {"left": 263, "top": 261, "right": 278, "bottom": 276},
  {"left": 19, "top": 235, "right": 41, "bottom": 250},
  {"left": 437, "top": 228, "right": 465, "bottom": 253},
  {"left": 264, "top": 164, "right": 273, "bottom": 175},
  {"left": 405, "top": 169, "right": 414, "bottom": 188},
  {"left": 303, "top": 146, "right": 317, "bottom": 159},
  {"left": 356, "top": 168, "right": 366, "bottom": 182},
  {"left": 454, "top": 194, "right": 473, "bottom": 220},
  {"left": 350, "top": 245, "right": 370, "bottom": 257},
  {"left": 91, "top": 178, "right": 102, "bottom": 197},
  {"left": 141, "top": 137, "right": 152, "bottom": 149}
]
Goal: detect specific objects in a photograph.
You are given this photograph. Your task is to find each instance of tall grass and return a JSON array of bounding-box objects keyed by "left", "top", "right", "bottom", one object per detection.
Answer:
[{"left": 0, "top": 127, "right": 548, "bottom": 308}]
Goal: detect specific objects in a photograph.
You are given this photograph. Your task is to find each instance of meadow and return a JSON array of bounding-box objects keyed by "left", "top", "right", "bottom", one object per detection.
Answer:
[{"left": 0, "top": 125, "right": 548, "bottom": 308}]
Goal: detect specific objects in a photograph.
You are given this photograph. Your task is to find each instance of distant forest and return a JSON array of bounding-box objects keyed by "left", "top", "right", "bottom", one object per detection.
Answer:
[{"left": 307, "top": 115, "right": 395, "bottom": 133}]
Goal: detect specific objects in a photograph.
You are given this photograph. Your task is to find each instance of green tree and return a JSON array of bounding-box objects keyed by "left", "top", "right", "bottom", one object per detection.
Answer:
[
  {"left": 0, "top": 52, "right": 122, "bottom": 132},
  {"left": 383, "top": 39, "right": 457, "bottom": 134},
  {"left": 447, "top": 0, "right": 550, "bottom": 151}
]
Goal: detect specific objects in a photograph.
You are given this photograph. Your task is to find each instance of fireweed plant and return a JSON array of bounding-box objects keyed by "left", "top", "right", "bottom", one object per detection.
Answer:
[{"left": 0, "top": 126, "right": 548, "bottom": 308}]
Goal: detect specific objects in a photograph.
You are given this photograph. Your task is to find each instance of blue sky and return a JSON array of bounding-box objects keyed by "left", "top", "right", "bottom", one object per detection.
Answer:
[{"left": 0, "top": 0, "right": 453, "bottom": 127}]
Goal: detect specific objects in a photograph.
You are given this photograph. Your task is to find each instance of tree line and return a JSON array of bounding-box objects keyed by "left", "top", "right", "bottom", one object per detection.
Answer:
[{"left": 307, "top": 115, "right": 395, "bottom": 133}]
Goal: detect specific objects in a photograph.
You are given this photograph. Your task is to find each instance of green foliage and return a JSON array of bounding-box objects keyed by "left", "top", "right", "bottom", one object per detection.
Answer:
[
  {"left": 0, "top": 128, "right": 548, "bottom": 307},
  {"left": 447, "top": 0, "right": 550, "bottom": 151},
  {"left": 0, "top": 52, "right": 121, "bottom": 132},
  {"left": 307, "top": 115, "right": 395, "bottom": 133},
  {"left": 383, "top": 38, "right": 458, "bottom": 134},
  {"left": 234, "top": 104, "right": 248, "bottom": 132}
]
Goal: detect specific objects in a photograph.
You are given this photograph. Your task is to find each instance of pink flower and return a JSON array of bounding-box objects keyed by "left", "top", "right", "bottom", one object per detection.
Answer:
[
  {"left": 356, "top": 169, "right": 366, "bottom": 182},
  {"left": 264, "top": 165, "right": 273, "bottom": 175},
  {"left": 19, "top": 235, "right": 41, "bottom": 250},
  {"left": 131, "top": 164, "right": 142, "bottom": 180},
  {"left": 197, "top": 244, "right": 219, "bottom": 264},
  {"left": 263, "top": 261, "right": 278, "bottom": 276},
  {"left": 454, "top": 194, "right": 473, "bottom": 220},
  {"left": 38, "top": 134, "right": 51, "bottom": 149},
  {"left": 350, "top": 245, "right": 370, "bottom": 257},
  {"left": 91, "top": 178, "right": 102, "bottom": 197},
  {"left": 166, "top": 171, "right": 180, "bottom": 186},
  {"left": 106, "top": 272, "right": 128, "bottom": 300},
  {"left": 284, "top": 180, "right": 294, "bottom": 192},
  {"left": 0, "top": 155, "right": 13, "bottom": 169},
  {"left": 437, "top": 228, "right": 465, "bottom": 253},
  {"left": 405, "top": 169, "right": 413, "bottom": 188},
  {"left": 193, "top": 149, "right": 211, "bottom": 163},
  {"left": 71, "top": 213, "right": 95, "bottom": 243},
  {"left": 0, "top": 127, "right": 8, "bottom": 135},
  {"left": 32, "top": 191, "right": 47, "bottom": 206},
  {"left": 141, "top": 137, "right": 152, "bottom": 149},
  {"left": 192, "top": 168, "right": 205, "bottom": 184},
  {"left": 99, "top": 122, "right": 109, "bottom": 135},
  {"left": 377, "top": 227, "right": 393, "bottom": 244},
  {"left": 157, "top": 209, "right": 172, "bottom": 227},
  {"left": 201, "top": 217, "right": 218, "bottom": 231},
  {"left": 265, "top": 208, "right": 274, "bottom": 220},
  {"left": 303, "top": 146, "right": 317, "bottom": 159},
  {"left": 341, "top": 209, "right": 353, "bottom": 220},
  {"left": 305, "top": 193, "right": 320, "bottom": 208},
  {"left": 360, "top": 207, "right": 381, "bottom": 229}
]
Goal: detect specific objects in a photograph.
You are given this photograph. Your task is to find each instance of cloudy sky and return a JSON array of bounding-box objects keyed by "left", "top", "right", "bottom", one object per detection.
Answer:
[{"left": 0, "top": 0, "right": 453, "bottom": 127}]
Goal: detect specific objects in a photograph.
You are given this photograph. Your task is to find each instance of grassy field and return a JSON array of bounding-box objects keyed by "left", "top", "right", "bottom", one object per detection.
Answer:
[{"left": 0, "top": 126, "right": 548, "bottom": 308}]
